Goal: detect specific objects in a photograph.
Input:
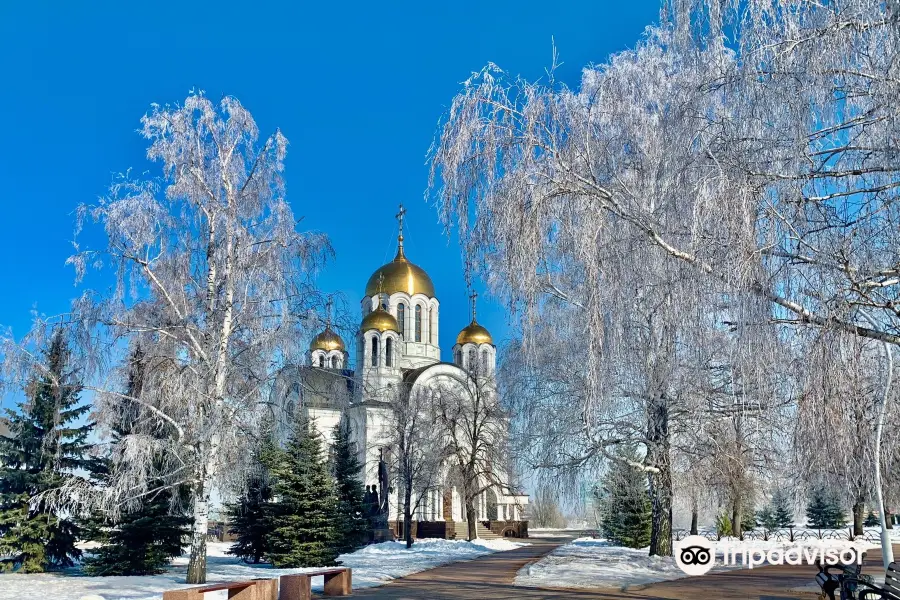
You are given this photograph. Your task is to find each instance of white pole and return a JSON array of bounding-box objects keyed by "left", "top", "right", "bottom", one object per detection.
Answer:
[{"left": 861, "top": 311, "right": 895, "bottom": 568}]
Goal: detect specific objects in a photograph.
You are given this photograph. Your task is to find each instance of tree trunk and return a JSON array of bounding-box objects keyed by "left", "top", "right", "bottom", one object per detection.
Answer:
[
  {"left": 647, "top": 395, "right": 673, "bottom": 556},
  {"left": 885, "top": 505, "right": 894, "bottom": 530},
  {"left": 466, "top": 498, "right": 477, "bottom": 541},
  {"left": 690, "top": 505, "right": 699, "bottom": 536},
  {"left": 732, "top": 498, "right": 743, "bottom": 540},
  {"left": 853, "top": 498, "right": 866, "bottom": 538},
  {"left": 186, "top": 482, "right": 210, "bottom": 584},
  {"left": 404, "top": 485, "right": 414, "bottom": 549}
]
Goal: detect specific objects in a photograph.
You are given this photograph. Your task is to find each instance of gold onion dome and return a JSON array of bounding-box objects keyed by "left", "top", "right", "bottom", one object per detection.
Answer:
[
  {"left": 361, "top": 306, "right": 400, "bottom": 333},
  {"left": 310, "top": 327, "right": 345, "bottom": 352},
  {"left": 456, "top": 320, "right": 493, "bottom": 345},
  {"left": 365, "top": 245, "right": 435, "bottom": 298}
]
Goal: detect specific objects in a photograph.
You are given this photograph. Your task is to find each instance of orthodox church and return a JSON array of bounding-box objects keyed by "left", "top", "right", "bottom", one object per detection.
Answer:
[{"left": 274, "top": 207, "right": 528, "bottom": 540}]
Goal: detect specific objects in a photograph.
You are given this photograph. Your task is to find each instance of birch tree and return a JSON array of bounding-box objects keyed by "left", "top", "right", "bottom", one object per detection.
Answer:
[{"left": 3, "top": 93, "right": 330, "bottom": 583}]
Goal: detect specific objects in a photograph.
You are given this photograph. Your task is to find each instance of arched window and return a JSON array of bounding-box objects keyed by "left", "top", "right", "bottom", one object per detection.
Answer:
[
  {"left": 397, "top": 303, "right": 406, "bottom": 339},
  {"left": 428, "top": 307, "right": 434, "bottom": 343},
  {"left": 415, "top": 305, "right": 422, "bottom": 342},
  {"left": 371, "top": 337, "right": 379, "bottom": 367},
  {"left": 318, "top": 354, "right": 324, "bottom": 367},
  {"left": 468, "top": 348, "right": 477, "bottom": 373},
  {"left": 386, "top": 337, "right": 393, "bottom": 367},
  {"left": 333, "top": 355, "right": 342, "bottom": 369},
  {"left": 455, "top": 350, "right": 461, "bottom": 365},
  {"left": 481, "top": 349, "right": 489, "bottom": 374}
]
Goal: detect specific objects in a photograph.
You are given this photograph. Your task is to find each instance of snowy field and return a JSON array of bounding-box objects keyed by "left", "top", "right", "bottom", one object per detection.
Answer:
[
  {"left": 515, "top": 534, "right": 893, "bottom": 591},
  {"left": 0, "top": 538, "right": 527, "bottom": 600}
]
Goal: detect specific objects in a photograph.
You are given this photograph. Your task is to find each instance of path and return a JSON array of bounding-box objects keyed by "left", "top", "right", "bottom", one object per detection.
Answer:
[{"left": 348, "top": 536, "right": 899, "bottom": 600}]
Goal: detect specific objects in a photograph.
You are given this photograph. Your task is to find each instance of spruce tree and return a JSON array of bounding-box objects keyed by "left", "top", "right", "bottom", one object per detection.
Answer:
[
  {"left": 771, "top": 489, "right": 795, "bottom": 527},
  {"left": 330, "top": 418, "right": 368, "bottom": 554},
  {"left": 83, "top": 347, "right": 190, "bottom": 575},
  {"left": 757, "top": 504, "right": 777, "bottom": 531},
  {"left": 0, "top": 330, "right": 92, "bottom": 572},
  {"left": 596, "top": 449, "right": 651, "bottom": 548},
  {"left": 264, "top": 417, "right": 341, "bottom": 567},
  {"left": 864, "top": 510, "right": 879, "bottom": 527},
  {"left": 227, "top": 440, "right": 274, "bottom": 564},
  {"left": 806, "top": 486, "right": 848, "bottom": 529},
  {"left": 758, "top": 490, "right": 794, "bottom": 530}
]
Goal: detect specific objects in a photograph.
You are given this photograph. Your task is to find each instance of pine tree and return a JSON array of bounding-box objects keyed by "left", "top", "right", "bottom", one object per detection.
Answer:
[
  {"left": 330, "top": 418, "right": 368, "bottom": 554},
  {"left": 771, "top": 489, "right": 794, "bottom": 528},
  {"left": 0, "top": 330, "right": 92, "bottom": 572},
  {"left": 758, "top": 489, "right": 795, "bottom": 531},
  {"left": 596, "top": 449, "right": 651, "bottom": 549},
  {"left": 864, "top": 511, "right": 879, "bottom": 527},
  {"left": 806, "top": 486, "right": 848, "bottom": 529},
  {"left": 264, "top": 417, "right": 341, "bottom": 567},
  {"left": 757, "top": 504, "right": 777, "bottom": 531},
  {"left": 83, "top": 347, "right": 190, "bottom": 576},
  {"left": 227, "top": 438, "right": 274, "bottom": 565}
]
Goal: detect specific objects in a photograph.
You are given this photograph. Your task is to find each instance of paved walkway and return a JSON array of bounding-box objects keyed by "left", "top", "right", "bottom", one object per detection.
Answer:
[{"left": 347, "top": 536, "right": 899, "bottom": 600}]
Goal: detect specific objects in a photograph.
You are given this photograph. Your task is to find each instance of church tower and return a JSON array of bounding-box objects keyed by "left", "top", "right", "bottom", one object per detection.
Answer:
[
  {"left": 453, "top": 292, "right": 496, "bottom": 376},
  {"left": 360, "top": 204, "right": 440, "bottom": 370}
]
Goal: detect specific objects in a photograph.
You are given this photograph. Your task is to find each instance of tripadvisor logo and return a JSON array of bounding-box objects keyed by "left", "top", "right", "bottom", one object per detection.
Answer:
[
  {"left": 675, "top": 535, "right": 715, "bottom": 576},
  {"left": 673, "top": 535, "right": 864, "bottom": 576}
]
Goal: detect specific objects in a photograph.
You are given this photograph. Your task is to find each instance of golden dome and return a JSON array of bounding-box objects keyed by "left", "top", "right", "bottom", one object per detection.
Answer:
[
  {"left": 365, "top": 246, "right": 435, "bottom": 298},
  {"left": 310, "top": 327, "right": 345, "bottom": 352},
  {"left": 361, "top": 307, "right": 400, "bottom": 333},
  {"left": 456, "top": 320, "right": 493, "bottom": 345}
]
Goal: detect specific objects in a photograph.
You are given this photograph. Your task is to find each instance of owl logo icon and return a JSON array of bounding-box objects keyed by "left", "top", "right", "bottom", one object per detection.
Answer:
[{"left": 674, "top": 535, "right": 715, "bottom": 576}]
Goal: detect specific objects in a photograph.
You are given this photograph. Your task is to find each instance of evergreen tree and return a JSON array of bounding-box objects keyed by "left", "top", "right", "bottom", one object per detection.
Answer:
[
  {"left": 595, "top": 449, "right": 651, "bottom": 548},
  {"left": 264, "top": 417, "right": 341, "bottom": 567},
  {"left": 0, "top": 330, "right": 92, "bottom": 572},
  {"left": 771, "top": 489, "right": 795, "bottom": 528},
  {"left": 716, "top": 510, "right": 733, "bottom": 537},
  {"left": 757, "top": 504, "right": 777, "bottom": 531},
  {"left": 226, "top": 437, "right": 274, "bottom": 565},
  {"left": 758, "top": 489, "right": 794, "bottom": 531},
  {"left": 864, "top": 511, "right": 879, "bottom": 527},
  {"left": 806, "top": 486, "right": 848, "bottom": 529},
  {"left": 83, "top": 347, "right": 190, "bottom": 575},
  {"left": 330, "top": 418, "right": 368, "bottom": 554}
]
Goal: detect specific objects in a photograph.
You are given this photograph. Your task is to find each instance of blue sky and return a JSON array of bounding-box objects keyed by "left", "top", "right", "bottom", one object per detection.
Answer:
[{"left": 0, "top": 0, "right": 658, "bottom": 363}]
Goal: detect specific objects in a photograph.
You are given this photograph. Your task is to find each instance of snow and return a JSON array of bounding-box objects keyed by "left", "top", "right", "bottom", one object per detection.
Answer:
[
  {"left": 515, "top": 535, "right": 888, "bottom": 591},
  {"left": 0, "top": 538, "right": 527, "bottom": 600}
]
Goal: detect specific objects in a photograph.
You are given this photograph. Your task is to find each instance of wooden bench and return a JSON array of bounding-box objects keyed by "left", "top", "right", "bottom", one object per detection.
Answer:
[
  {"left": 859, "top": 562, "right": 900, "bottom": 600},
  {"left": 279, "top": 568, "right": 352, "bottom": 600},
  {"left": 162, "top": 578, "right": 277, "bottom": 600}
]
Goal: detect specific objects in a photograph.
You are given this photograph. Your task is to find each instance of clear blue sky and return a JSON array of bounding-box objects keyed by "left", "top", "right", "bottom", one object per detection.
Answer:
[{"left": 0, "top": 0, "right": 658, "bottom": 363}]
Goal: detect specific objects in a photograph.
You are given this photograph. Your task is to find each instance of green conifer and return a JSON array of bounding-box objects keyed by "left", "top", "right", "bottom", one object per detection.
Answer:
[
  {"left": 596, "top": 448, "right": 651, "bottom": 548},
  {"left": 806, "top": 485, "right": 847, "bottom": 529},
  {"left": 771, "top": 489, "right": 795, "bottom": 527},
  {"left": 226, "top": 439, "right": 274, "bottom": 564},
  {"left": 0, "top": 331, "right": 92, "bottom": 572},
  {"left": 264, "top": 417, "right": 341, "bottom": 567},
  {"left": 83, "top": 347, "right": 190, "bottom": 575},
  {"left": 330, "top": 418, "right": 368, "bottom": 554}
]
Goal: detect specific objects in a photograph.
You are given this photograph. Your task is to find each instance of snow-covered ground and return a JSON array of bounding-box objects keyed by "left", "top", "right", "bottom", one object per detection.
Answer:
[
  {"left": 515, "top": 534, "right": 894, "bottom": 591},
  {"left": 0, "top": 538, "right": 527, "bottom": 600}
]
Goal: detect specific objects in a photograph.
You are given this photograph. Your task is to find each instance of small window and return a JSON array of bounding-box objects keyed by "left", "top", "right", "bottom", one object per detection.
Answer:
[
  {"left": 397, "top": 304, "right": 406, "bottom": 339},
  {"left": 318, "top": 355, "right": 324, "bottom": 367},
  {"left": 455, "top": 350, "right": 461, "bottom": 365},
  {"left": 481, "top": 349, "right": 489, "bottom": 374},
  {"left": 386, "top": 337, "right": 393, "bottom": 367},
  {"left": 468, "top": 348, "right": 477, "bottom": 373},
  {"left": 415, "top": 305, "right": 422, "bottom": 342},
  {"left": 428, "top": 307, "right": 434, "bottom": 343},
  {"left": 371, "top": 337, "right": 379, "bottom": 367}
]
